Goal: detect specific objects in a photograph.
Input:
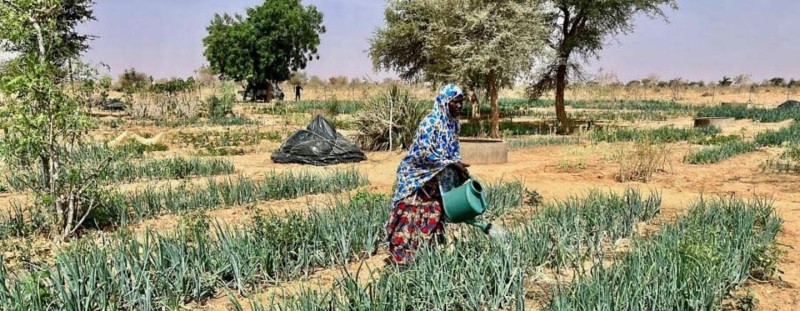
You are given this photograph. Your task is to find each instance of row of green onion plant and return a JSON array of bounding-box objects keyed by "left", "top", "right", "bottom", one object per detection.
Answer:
[
  {"left": 4, "top": 142, "right": 170, "bottom": 192},
  {"left": 259, "top": 188, "right": 661, "bottom": 310},
  {"left": 684, "top": 138, "right": 758, "bottom": 164},
  {"left": 589, "top": 125, "right": 720, "bottom": 143},
  {"left": 112, "top": 168, "right": 369, "bottom": 225},
  {"left": 0, "top": 168, "right": 368, "bottom": 237},
  {"left": 0, "top": 181, "right": 528, "bottom": 310},
  {"left": 685, "top": 121, "right": 800, "bottom": 165},
  {"left": 510, "top": 136, "right": 582, "bottom": 150},
  {"left": 100, "top": 156, "right": 235, "bottom": 183},
  {"left": 547, "top": 196, "right": 782, "bottom": 310},
  {"left": 754, "top": 121, "right": 800, "bottom": 146},
  {"left": 697, "top": 105, "right": 800, "bottom": 122}
]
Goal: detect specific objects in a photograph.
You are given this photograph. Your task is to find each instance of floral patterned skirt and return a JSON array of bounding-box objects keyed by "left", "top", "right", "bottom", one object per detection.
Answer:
[{"left": 385, "top": 182, "right": 445, "bottom": 265}]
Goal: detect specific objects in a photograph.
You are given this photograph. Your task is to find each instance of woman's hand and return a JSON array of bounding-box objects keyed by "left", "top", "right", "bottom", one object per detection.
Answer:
[{"left": 453, "top": 162, "right": 471, "bottom": 180}]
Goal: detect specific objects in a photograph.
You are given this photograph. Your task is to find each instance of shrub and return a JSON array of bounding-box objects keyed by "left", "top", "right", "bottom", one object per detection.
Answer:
[
  {"left": 614, "top": 137, "right": 671, "bottom": 182},
  {"left": 202, "top": 83, "right": 236, "bottom": 118}
]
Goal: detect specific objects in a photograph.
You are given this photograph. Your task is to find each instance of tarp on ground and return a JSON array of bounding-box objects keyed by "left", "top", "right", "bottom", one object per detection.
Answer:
[
  {"left": 777, "top": 100, "right": 800, "bottom": 109},
  {"left": 271, "top": 115, "right": 367, "bottom": 166}
]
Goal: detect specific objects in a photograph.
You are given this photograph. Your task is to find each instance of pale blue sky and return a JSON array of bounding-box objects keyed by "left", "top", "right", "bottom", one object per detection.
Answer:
[{"left": 74, "top": 0, "right": 799, "bottom": 83}]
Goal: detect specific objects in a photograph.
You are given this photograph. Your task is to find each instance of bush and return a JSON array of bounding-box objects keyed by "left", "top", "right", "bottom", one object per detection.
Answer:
[
  {"left": 614, "top": 137, "right": 671, "bottom": 182},
  {"left": 354, "top": 85, "right": 429, "bottom": 151},
  {"left": 202, "top": 84, "right": 236, "bottom": 118}
]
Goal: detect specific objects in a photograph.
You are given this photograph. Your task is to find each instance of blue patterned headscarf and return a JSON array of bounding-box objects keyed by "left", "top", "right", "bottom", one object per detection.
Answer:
[{"left": 392, "top": 84, "right": 464, "bottom": 204}]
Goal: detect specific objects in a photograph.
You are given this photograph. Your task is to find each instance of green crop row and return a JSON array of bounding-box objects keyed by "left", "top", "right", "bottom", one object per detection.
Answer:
[
  {"left": 3, "top": 142, "right": 170, "bottom": 192},
  {"left": 238, "top": 192, "right": 780, "bottom": 311},
  {"left": 590, "top": 125, "right": 720, "bottom": 143},
  {"left": 697, "top": 105, "right": 800, "bottom": 122},
  {"left": 171, "top": 129, "right": 282, "bottom": 150},
  {"left": 549, "top": 197, "right": 781, "bottom": 310},
  {"left": 0, "top": 169, "right": 369, "bottom": 238},
  {"left": 684, "top": 139, "right": 757, "bottom": 164},
  {"left": 510, "top": 136, "right": 582, "bottom": 150},
  {"left": 116, "top": 116, "right": 261, "bottom": 128},
  {"left": 114, "top": 169, "right": 369, "bottom": 225},
  {"left": 260, "top": 188, "right": 661, "bottom": 310},
  {"left": 101, "top": 157, "right": 235, "bottom": 183},
  {"left": 0, "top": 182, "right": 527, "bottom": 310},
  {"left": 754, "top": 121, "right": 800, "bottom": 146},
  {"left": 461, "top": 121, "right": 551, "bottom": 137}
]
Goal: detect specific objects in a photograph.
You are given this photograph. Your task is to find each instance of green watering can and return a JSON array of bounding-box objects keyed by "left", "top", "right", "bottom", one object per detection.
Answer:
[{"left": 441, "top": 179, "right": 493, "bottom": 234}]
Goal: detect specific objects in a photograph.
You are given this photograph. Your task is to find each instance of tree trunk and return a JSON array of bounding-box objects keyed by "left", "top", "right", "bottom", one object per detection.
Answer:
[
  {"left": 489, "top": 70, "right": 499, "bottom": 138},
  {"left": 468, "top": 87, "right": 480, "bottom": 121},
  {"left": 555, "top": 59, "right": 569, "bottom": 134},
  {"left": 265, "top": 82, "right": 273, "bottom": 102}
]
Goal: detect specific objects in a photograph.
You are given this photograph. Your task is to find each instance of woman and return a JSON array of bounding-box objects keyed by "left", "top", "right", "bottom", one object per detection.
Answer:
[{"left": 385, "top": 84, "right": 470, "bottom": 265}]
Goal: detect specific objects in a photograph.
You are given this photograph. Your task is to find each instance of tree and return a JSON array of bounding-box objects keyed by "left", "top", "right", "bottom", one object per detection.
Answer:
[
  {"left": 768, "top": 77, "right": 786, "bottom": 87},
  {"left": 289, "top": 71, "right": 308, "bottom": 86},
  {"left": 116, "top": 67, "right": 150, "bottom": 93},
  {"left": 194, "top": 65, "right": 218, "bottom": 87},
  {"left": 0, "top": 0, "right": 110, "bottom": 239},
  {"left": 732, "top": 74, "right": 751, "bottom": 87},
  {"left": 719, "top": 76, "right": 733, "bottom": 87},
  {"left": 527, "top": 0, "right": 677, "bottom": 133},
  {"left": 202, "top": 0, "right": 325, "bottom": 101},
  {"left": 370, "top": 0, "right": 547, "bottom": 138}
]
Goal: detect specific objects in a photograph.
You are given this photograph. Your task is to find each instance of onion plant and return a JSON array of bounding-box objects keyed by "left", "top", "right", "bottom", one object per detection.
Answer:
[
  {"left": 697, "top": 105, "right": 800, "bottom": 122},
  {"left": 684, "top": 139, "right": 757, "bottom": 164},
  {"left": 510, "top": 136, "right": 582, "bottom": 150},
  {"left": 101, "top": 157, "right": 235, "bottom": 183},
  {"left": 267, "top": 188, "right": 661, "bottom": 310},
  {"left": 116, "top": 168, "right": 369, "bottom": 224},
  {"left": 0, "top": 182, "right": 528, "bottom": 309},
  {"left": 754, "top": 121, "right": 800, "bottom": 146},
  {"left": 548, "top": 196, "right": 782, "bottom": 310},
  {"left": 590, "top": 125, "right": 720, "bottom": 143}
]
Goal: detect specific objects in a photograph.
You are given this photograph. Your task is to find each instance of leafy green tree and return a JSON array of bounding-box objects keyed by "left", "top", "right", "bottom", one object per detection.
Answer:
[
  {"left": 527, "top": 0, "right": 677, "bottom": 133},
  {"left": 0, "top": 0, "right": 111, "bottom": 239},
  {"left": 202, "top": 0, "right": 325, "bottom": 101},
  {"left": 116, "top": 67, "right": 150, "bottom": 93},
  {"left": 370, "top": 0, "right": 547, "bottom": 138}
]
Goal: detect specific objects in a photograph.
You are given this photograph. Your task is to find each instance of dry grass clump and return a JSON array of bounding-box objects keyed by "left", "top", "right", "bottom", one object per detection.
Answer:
[
  {"left": 353, "top": 85, "right": 429, "bottom": 151},
  {"left": 613, "top": 137, "right": 672, "bottom": 182}
]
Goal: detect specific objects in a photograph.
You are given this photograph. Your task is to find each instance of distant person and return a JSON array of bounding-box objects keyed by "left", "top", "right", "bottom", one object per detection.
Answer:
[
  {"left": 384, "top": 84, "right": 470, "bottom": 265},
  {"left": 295, "top": 84, "right": 303, "bottom": 101}
]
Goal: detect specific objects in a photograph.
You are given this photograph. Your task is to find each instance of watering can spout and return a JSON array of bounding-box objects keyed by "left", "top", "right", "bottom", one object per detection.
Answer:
[{"left": 466, "top": 219, "right": 492, "bottom": 235}]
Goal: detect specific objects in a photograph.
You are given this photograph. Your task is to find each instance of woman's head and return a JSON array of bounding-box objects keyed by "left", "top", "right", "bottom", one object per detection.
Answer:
[{"left": 435, "top": 84, "right": 464, "bottom": 118}]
